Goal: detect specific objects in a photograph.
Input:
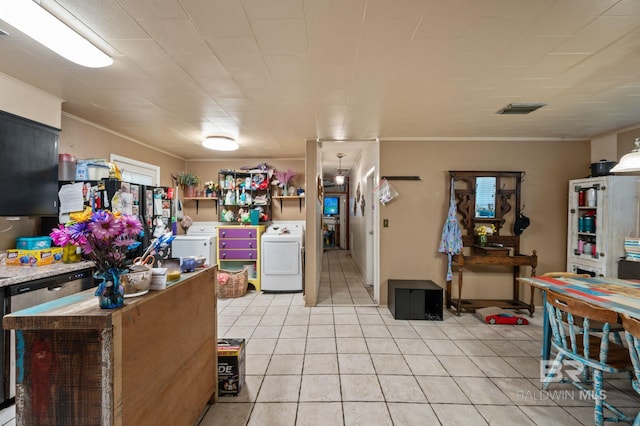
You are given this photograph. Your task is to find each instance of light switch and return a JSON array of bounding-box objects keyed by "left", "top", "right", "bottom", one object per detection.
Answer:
[{"left": 383, "top": 219, "right": 389, "bottom": 227}]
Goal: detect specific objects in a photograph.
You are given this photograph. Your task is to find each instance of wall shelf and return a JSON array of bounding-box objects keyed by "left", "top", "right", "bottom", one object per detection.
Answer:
[
  {"left": 272, "top": 195, "right": 305, "bottom": 212},
  {"left": 183, "top": 196, "right": 218, "bottom": 214}
]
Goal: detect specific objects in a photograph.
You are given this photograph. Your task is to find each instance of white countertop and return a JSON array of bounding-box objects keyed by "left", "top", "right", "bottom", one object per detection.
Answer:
[{"left": 0, "top": 261, "right": 95, "bottom": 287}]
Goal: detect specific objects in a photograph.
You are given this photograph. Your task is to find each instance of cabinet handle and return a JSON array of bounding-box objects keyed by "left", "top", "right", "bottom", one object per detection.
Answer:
[
  {"left": 222, "top": 253, "right": 226, "bottom": 258},
  {"left": 222, "top": 242, "right": 226, "bottom": 248},
  {"left": 249, "top": 242, "right": 252, "bottom": 248},
  {"left": 222, "top": 231, "right": 226, "bottom": 237},
  {"left": 249, "top": 232, "right": 253, "bottom": 237},
  {"left": 249, "top": 253, "right": 253, "bottom": 258}
]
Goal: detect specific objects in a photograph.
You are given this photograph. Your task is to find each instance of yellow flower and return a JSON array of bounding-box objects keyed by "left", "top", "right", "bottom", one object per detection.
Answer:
[
  {"left": 69, "top": 207, "right": 93, "bottom": 223},
  {"left": 475, "top": 224, "right": 496, "bottom": 236}
]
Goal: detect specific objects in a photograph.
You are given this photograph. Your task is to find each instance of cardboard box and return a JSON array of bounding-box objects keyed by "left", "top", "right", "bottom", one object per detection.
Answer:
[
  {"left": 6, "top": 247, "right": 63, "bottom": 266},
  {"left": 217, "top": 339, "right": 245, "bottom": 397}
]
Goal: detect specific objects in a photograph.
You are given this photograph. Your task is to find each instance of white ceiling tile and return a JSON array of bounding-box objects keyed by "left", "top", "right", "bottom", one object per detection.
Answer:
[
  {"left": 251, "top": 19, "right": 307, "bottom": 55},
  {"left": 265, "top": 56, "right": 310, "bottom": 82},
  {"left": 116, "top": 0, "right": 188, "bottom": 19},
  {"left": 552, "top": 15, "right": 640, "bottom": 54},
  {"left": 241, "top": 0, "right": 304, "bottom": 19},
  {"left": 137, "top": 19, "right": 212, "bottom": 55},
  {"left": 52, "top": 0, "right": 149, "bottom": 40},
  {"left": 180, "top": 0, "right": 253, "bottom": 39}
]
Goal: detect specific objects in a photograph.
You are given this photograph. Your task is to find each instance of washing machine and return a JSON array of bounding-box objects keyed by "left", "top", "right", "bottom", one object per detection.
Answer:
[
  {"left": 171, "top": 222, "right": 219, "bottom": 267},
  {"left": 261, "top": 224, "right": 304, "bottom": 292}
]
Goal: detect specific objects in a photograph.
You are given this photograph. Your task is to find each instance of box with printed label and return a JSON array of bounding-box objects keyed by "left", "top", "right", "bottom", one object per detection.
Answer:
[
  {"left": 16, "top": 236, "right": 52, "bottom": 250},
  {"left": 217, "top": 339, "right": 245, "bottom": 397},
  {"left": 6, "top": 248, "right": 64, "bottom": 266}
]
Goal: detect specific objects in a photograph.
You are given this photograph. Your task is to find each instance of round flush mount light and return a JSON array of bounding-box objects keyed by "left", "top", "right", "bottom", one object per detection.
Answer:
[{"left": 202, "top": 136, "right": 239, "bottom": 151}]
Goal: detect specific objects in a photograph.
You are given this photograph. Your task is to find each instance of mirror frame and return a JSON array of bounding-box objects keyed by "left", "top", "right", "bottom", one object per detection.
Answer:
[{"left": 448, "top": 170, "right": 524, "bottom": 249}]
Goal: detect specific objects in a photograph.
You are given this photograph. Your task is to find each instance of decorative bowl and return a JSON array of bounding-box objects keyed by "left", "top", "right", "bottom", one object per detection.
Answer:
[{"left": 121, "top": 266, "right": 152, "bottom": 297}]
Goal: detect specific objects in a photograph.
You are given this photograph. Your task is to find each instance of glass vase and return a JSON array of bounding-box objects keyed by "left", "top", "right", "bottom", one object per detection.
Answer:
[
  {"left": 94, "top": 269, "right": 125, "bottom": 309},
  {"left": 478, "top": 235, "right": 487, "bottom": 247}
]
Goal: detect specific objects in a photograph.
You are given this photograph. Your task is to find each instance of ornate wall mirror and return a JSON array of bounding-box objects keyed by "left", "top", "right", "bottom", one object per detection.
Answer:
[{"left": 475, "top": 177, "right": 496, "bottom": 218}]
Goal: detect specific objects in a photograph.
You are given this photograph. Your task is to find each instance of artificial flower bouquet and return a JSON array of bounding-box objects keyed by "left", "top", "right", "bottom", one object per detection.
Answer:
[
  {"left": 50, "top": 207, "right": 143, "bottom": 308},
  {"left": 475, "top": 224, "right": 496, "bottom": 236}
]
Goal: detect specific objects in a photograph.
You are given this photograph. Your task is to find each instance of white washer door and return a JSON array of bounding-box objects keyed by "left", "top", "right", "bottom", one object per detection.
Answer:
[{"left": 262, "top": 240, "right": 300, "bottom": 275}]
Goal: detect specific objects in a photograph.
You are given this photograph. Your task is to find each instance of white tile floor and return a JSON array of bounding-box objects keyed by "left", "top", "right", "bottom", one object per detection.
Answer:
[
  {"left": 200, "top": 250, "right": 640, "bottom": 426},
  {"left": 2, "top": 250, "right": 639, "bottom": 425}
]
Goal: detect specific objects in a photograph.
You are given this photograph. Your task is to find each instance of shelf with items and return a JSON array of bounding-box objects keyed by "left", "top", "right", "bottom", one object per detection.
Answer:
[
  {"left": 567, "top": 176, "right": 639, "bottom": 276},
  {"left": 218, "top": 169, "right": 272, "bottom": 224},
  {"left": 272, "top": 195, "right": 305, "bottom": 212}
]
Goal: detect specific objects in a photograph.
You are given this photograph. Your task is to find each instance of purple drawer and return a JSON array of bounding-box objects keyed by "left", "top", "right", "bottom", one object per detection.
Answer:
[
  {"left": 219, "top": 239, "right": 255, "bottom": 249},
  {"left": 218, "top": 228, "right": 258, "bottom": 239},
  {"left": 219, "top": 249, "right": 257, "bottom": 260}
]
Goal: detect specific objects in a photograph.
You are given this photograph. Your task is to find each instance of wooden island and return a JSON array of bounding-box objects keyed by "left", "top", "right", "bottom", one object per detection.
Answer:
[{"left": 3, "top": 267, "right": 217, "bottom": 426}]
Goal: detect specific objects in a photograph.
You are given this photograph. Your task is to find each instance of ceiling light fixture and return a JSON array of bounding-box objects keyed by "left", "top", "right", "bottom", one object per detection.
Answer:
[
  {"left": 202, "top": 136, "right": 239, "bottom": 151},
  {"left": 335, "top": 153, "right": 345, "bottom": 185},
  {"left": 610, "top": 138, "right": 640, "bottom": 173},
  {"left": 0, "top": 0, "right": 113, "bottom": 68}
]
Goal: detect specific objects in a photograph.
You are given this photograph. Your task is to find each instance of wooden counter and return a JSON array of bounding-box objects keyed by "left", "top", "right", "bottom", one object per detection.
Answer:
[{"left": 3, "top": 267, "right": 217, "bottom": 426}]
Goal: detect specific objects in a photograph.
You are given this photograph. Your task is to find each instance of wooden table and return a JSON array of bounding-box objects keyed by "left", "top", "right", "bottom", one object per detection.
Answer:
[
  {"left": 446, "top": 249, "right": 537, "bottom": 316},
  {"left": 3, "top": 267, "right": 218, "bottom": 426},
  {"left": 518, "top": 275, "right": 640, "bottom": 360}
]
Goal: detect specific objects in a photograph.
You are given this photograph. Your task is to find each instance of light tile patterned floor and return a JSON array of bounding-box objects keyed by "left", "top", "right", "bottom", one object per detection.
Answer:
[
  {"left": 200, "top": 250, "right": 640, "bottom": 426},
  {"left": 1, "top": 251, "right": 639, "bottom": 425}
]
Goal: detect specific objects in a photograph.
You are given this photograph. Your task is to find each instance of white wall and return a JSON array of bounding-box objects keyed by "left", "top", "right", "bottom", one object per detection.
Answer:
[
  {"left": 349, "top": 141, "right": 378, "bottom": 278},
  {"left": 0, "top": 72, "right": 63, "bottom": 128}
]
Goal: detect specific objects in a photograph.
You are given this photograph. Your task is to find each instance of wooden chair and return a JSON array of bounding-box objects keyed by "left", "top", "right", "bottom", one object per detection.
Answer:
[
  {"left": 541, "top": 272, "right": 624, "bottom": 344},
  {"left": 621, "top": 314, "right": 640, "bottom": 426},
  {"left": 544, "top": 290, "right": 633, "bottom": 425}
]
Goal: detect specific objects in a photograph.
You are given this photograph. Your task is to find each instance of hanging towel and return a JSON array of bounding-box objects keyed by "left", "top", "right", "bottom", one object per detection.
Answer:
[{"left": 439, "top": 178, "right": 463, "bottom": 281}]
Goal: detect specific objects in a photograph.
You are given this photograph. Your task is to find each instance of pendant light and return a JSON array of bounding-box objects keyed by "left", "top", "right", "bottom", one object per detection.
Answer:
[
  {"left": 610, "top": 138, "right": 640, "bottom": 173},
  {"left": 335, "top": 153, "right": 345, "bottom": 185}
]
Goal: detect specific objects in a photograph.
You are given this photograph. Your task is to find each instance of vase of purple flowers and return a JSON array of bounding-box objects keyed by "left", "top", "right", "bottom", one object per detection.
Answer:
[{"left": 50, "top": 207, "right": 143, "bottom": 309}]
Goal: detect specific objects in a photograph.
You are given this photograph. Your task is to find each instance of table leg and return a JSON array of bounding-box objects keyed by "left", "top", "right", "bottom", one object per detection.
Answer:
[
  {"left": 529, "top": 286, "right": 535, "bottom": 317},
  {"left": 456, "top": 266, "right": 463, "bottom": 316},
  {"left": 541, "top": 290, "right": 551, "bottom": 361}
]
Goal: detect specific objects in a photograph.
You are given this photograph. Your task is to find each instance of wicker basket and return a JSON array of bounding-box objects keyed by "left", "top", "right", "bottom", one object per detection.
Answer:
[{"left": 217, "top": 268, "right": 249, "bottom": 298}]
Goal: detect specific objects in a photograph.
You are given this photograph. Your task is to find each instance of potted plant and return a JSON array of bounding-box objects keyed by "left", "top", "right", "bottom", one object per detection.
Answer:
[{"left": 177, "top": 171, "right": 201, "bottom": 197}]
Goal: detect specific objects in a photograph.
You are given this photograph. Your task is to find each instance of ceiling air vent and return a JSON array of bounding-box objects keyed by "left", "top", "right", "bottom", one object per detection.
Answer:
[
  {"left": 497, "top": 103, "right": 547, "bottom": 115},
  {"left": 0, "top": 29, "right": 8, "bottom": 36}
]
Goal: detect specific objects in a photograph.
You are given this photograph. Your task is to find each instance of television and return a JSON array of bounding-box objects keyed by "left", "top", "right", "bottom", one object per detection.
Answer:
[
  {"left": 323, "top": 196, "right": 339, "bottom": 216},
  {"left": 0, "top": 110, "right": 59, "bottom": 216}
]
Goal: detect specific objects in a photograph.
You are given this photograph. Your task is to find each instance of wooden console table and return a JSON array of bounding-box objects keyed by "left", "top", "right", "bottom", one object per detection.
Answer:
[
  {"left": 3, "top": 267, "right": 217, "bottom": 426},
  {"left": 446, "top": 249, "right": 537, "bottom": 316}
]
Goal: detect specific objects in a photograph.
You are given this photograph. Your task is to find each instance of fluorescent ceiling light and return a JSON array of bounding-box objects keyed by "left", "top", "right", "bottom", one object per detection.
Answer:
[
  {"left": 610, "top": 138, "right": 640, "bottom": 173},
  {"left": 0, "top": 0, "right": 113, "bottom": 68},
  {"left": 202, "top": 136, "right": 239, "bottom": 151}
]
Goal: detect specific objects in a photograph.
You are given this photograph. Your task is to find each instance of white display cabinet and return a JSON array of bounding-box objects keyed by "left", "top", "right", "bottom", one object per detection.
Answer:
[{"left": 567, "top": 176, "right": 639, "bottom": 277}]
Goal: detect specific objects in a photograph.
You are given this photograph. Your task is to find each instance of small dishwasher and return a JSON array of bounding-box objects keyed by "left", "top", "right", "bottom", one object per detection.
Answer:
[{"left": 3, "top": 268, "right": 94, "bottom": 405}]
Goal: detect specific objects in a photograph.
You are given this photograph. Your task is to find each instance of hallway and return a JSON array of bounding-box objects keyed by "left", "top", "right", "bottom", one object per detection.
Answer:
[{"left": 317, "top": 249, "right": 375, "bottom": 307}]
